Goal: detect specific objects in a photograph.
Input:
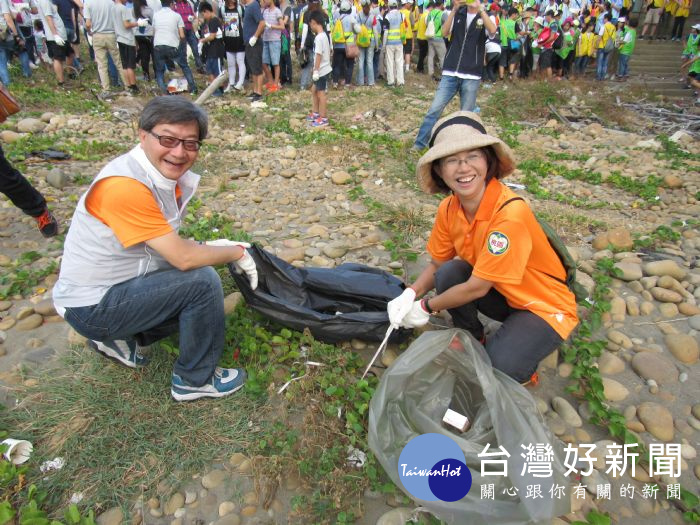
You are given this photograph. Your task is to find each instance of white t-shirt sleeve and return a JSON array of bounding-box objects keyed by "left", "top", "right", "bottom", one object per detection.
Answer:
[
  {"left": 598, "top": 25, "right": 604, "bottom": 36},
  {"left": 623, "top": 31, "right": 632, "bottom": 43}
]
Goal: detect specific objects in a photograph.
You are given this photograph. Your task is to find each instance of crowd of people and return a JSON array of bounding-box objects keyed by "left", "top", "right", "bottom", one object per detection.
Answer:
[{"left": 0, "top": 0, "right": 697, "bottom": 102}]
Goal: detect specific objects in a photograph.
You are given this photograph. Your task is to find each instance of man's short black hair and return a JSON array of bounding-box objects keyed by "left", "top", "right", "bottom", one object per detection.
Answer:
[
  {"left": 628, "top": 18, "right": 639, "bottom": 27},
  {"left": 604, "top": 12, "right": 612, "bottom": 21},
  {"left": 508, "top": 7, "right": 518, "bottom": 16},
  {"left": 199, "top": 1, "right": 213, "bottom": 11},
  {"left": 160, "top": 0, "right": 172, "bottom": 6}
]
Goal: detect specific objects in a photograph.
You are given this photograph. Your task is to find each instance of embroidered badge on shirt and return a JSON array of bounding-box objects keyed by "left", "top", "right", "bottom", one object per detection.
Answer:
[{"left": 487, "top": 231, "right": 509, "bottom": 255}]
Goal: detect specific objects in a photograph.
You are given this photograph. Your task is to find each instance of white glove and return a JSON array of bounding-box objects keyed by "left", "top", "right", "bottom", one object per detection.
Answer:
[
  {"left": 137, "top": 18, "right": 149, "bottom": 27},
  {"left": 353, "top": 22, "right": 361, "bottom": 33},
  {"left": 265, "top": 21, "right": 271, "bottom": 28},
  {"left": 15, "top": 2, "right": 29, "bottom": 9},
  {"left": 233, "top": 249, "right": 258, "bottom": 290},
  {"left": 532, "top": 41, "right": 538, "bottom": 48},
  {"left": 386, "top": 288, "right": 416, "bottom": 327},
  {"left": 215, "top": 28, "right": 223, "bottom": 39},
  {"left": 312, "top": 70, "right": 320, "bottom": 81},
  {"left": 248, "top": 35, "right": 257, "bottom": 46},
  {"left": 54, "top": 35, "right": 65, "bottom": 46},
  {"left": 205, "top": 239, "right": 252, "bottom": 248},
  {"left": 187, "top": 15, "right": 194, "bottom": 22},
  {"left": 86, "top": 32, "right": 93, "bottom": 46},
  {"left": 399, "top": 300, "right": 430, "bottom": 328}
]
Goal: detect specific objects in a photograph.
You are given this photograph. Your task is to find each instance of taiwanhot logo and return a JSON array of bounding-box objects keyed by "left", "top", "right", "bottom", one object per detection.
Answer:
[{"left": 398, "top": 433, "right": 472, "bottom": 502}]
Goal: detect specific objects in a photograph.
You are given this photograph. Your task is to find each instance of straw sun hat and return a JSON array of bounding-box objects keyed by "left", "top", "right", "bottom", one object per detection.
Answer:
[{"left": 416, "top": 111, "right": 516, "bottom": 194}]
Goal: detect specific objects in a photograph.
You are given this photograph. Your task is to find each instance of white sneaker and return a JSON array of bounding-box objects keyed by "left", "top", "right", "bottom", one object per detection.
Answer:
[
  {"left": 233, "top": 83, "right": 243, "bottom": 91},
  {"left": 29, "top": 61, "right": 39, "bottom": 70},
  {"left": 223, "top": 84, "right": 234, "bottom": 93}
]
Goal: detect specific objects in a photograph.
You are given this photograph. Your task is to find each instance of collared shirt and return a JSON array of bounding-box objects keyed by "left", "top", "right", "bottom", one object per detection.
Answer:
[
  {"left": 426, "top": 179, "right": 579, "bottom": 339},
  {"left": 153, "top": 5, "right": 183, "bottom": 47}
]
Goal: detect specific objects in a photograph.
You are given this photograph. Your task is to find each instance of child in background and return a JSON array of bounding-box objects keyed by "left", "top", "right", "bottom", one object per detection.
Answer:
[
  {"left": 616, "top": 17, "right": 637, "bottom": 80},
  {"left": 198, "top": 2, "right": 226, "bottom": 95},
  {"left": 33, "top": 20, "right": 51, "bottom": 65},
  {"left": 308, "top": 10, "right": 332, "bottom": 127}
]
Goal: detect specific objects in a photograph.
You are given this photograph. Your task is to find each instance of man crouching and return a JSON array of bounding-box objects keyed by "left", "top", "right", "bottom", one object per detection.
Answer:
[{"left": 53, "top": 96, "right": 257, "bottom": 401}]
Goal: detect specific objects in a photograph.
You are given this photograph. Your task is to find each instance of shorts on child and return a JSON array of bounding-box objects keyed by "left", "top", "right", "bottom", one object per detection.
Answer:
[
  {"left": 403, "top": 38, "right": 413, "bottom": 55},
  {"left": 206, "top": 56, "right": 222, "bottom": 76},
  {"left": 314, "top": 72, "right": 330, "bottom": 91},
  {"left": 118, "top": 42, "right": 137, "bottom": 69},
  {"left": 47, "top": 40, "right": 71, "bottom": 60},
  {"left": 263, "top": 39, "right": 281, "bottom": 66}
]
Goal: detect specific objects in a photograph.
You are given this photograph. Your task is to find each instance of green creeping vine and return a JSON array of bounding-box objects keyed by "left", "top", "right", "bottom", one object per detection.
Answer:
[{"left": 561, "top": 251, "right": 700, "bottom": 523}]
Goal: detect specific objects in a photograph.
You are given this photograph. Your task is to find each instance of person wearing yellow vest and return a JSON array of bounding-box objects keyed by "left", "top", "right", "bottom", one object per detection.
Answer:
[
  {"left": 640, "top": 0, "right": 665, "bottom": 39},
  {"left": 427, "top": 0, "right": 448, "bottom": 79},
  {"left": 384, "top": 0, "right": 405, "bottom": 84},
  {"left": 416, "top": 3, "right": 431, "bottom": 72},
  {"left": 498, "top": 7, "right": 524, "bottom": 80},
  {"left": 573, "top": 21, "right": 595, "bottom": 76},
  {"left": 400, "top": 0, "right": 414, "bottom": 71},
  {"left": 331, "top": 0, "right": 359, "bottom": 87},
  {"left": 596, "top": 12, "right": 615, "bottom": 80},
  {"left": 670, "top": 0, "right": 690, "bottom": 41}
]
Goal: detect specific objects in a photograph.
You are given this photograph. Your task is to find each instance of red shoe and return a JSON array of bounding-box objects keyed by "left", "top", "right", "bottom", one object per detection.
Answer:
[
  {"left": 521, "top": 372, "right": 540, "bottom": 387},
  {"left": 35, "top": 208, "right": 59, "bottom": 237}
]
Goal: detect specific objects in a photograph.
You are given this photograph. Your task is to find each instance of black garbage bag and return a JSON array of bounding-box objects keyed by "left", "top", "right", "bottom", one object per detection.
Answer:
[{"left": 228, "top": 244, "right": 412, "bottom": 343}]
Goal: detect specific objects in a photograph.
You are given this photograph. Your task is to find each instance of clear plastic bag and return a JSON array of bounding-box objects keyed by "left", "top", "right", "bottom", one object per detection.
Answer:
[{"left": 368, "top": 329, "right": 570, "bottom": 525}]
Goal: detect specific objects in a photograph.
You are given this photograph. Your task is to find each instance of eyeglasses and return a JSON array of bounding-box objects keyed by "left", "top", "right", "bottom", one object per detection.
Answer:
[
  {"left": 442, "top": 152, "right": 485, "bottom": 169},
  {"left": 148, "top": 131, "right": 202, "bottom": 151}
]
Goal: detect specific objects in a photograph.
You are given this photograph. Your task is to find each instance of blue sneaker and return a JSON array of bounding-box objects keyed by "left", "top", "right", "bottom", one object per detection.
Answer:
[
  {"left": 171, "top": 367, "right": 247, "bottom": 401},
  {"left": 88, "top": 339, "right": 149, "bottom": 368}
]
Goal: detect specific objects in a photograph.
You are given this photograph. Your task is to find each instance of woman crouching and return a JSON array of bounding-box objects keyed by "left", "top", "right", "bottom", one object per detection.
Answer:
[{"left": 388, "top": 111, "right": 579, "bottom": 385}]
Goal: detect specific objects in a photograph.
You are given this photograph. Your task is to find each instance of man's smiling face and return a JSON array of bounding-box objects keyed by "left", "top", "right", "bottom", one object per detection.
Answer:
[{"left": 139, "top": 121, "right": 200, "bottom": 181}]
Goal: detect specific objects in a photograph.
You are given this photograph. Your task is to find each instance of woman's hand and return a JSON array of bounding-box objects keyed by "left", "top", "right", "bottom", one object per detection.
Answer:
[{"left": 387, "top": 288, "right": 416, "bottom": 327}]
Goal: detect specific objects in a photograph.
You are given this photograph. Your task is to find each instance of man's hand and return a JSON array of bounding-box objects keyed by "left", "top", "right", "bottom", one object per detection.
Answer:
[
  {"left": 232, "top": 249, "right": 258, "bottom": 290},
  {"left": 312, "top": 70, "right": 320, "bottom": 81},
  {"left": 249, "top": 35, "right": 258, "bottom": 46},
  {"left": 137, "top": 18, "right": 149, "bottom": 27},
  {"left": 400, "top": 300, "right": 430, "bottom": 328},
  {"left": 387, "top": 288, "right": 416, "bottom": 327},
  {"left": 54, "top": 35, "right": 65, "bottom": 46}
]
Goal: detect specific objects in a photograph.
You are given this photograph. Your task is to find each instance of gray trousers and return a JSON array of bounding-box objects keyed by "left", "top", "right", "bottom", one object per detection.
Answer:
[
  {"left": 427, "top": 38, "right": 446, "bottom": 77},
  {"left": 434, "top": 259, "right": 563, "bottom": 382}
]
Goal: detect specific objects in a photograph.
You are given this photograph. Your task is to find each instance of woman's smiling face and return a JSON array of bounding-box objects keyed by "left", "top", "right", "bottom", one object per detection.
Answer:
[{"left": 434, "top": 148, "right": 489, "bottom": 202}]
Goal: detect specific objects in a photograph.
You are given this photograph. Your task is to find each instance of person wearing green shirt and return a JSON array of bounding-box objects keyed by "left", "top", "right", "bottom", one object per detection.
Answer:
[
  {"left": 616, "top": 17, "right": 636, "bottom": 79},
  {"left": 682, "top": 24, "right": 699, "bottom": 60},
  {"left": 681, "top": 51, "right": 700, "bottom": 103},
  {"left": 554, "top": 17, "right": 575, "bottom": 77},
  {"left": 498, "top": 7, "right": 523, "bottom": 80}
]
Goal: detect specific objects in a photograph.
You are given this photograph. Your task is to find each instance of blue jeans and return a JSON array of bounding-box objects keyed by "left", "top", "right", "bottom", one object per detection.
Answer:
[
  {"left": 63, "top": 267, "right": 225, "bottom": 386},
  {"left": 434, "top": 260, "right": 563, "bottom": 383},
  {"left": 373, "top": 47, "right": 379, "bottom": 79},
  {"left": 357, "top": 45, "right": 375, "bottom": 86},
  {"left": 596, "top": 48, "right": 610, "bottom": 80},
  {"left": 414, "top": 75, "right": 481, "bottom": 149},
  {"left": 574, "top": 55, "right": 589, "bottom": 75},
  {"left": 0, "top": 42, "right": 31, "bottom": 84},
  {"left": 154, "top": 45, "right": 197, "bottom": 94},
  {"left": 617, "top": 53, "right": 630, "bottom": 77},
  {"left": 300, "top": 59, "right": 313, "bottom": 89},
  {"left": 180, "top": 28, "right": 203, "bottom": 69}
]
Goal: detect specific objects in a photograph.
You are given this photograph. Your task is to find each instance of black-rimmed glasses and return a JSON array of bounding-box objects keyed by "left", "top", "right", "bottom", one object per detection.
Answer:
[{"left": 148, "top": 131, "right": 202, "bottom": 151}]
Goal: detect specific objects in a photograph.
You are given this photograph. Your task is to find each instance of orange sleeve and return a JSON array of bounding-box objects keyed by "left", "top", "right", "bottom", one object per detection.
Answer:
[
  {"left": 85, "top": 177, "right": 176, "bottom": 248},
  {"left": 472, "top": 217, "right": 532, "bottom": 285},
  {"left": 426, "top": 196, "right": 457, "bottom": 262}
]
